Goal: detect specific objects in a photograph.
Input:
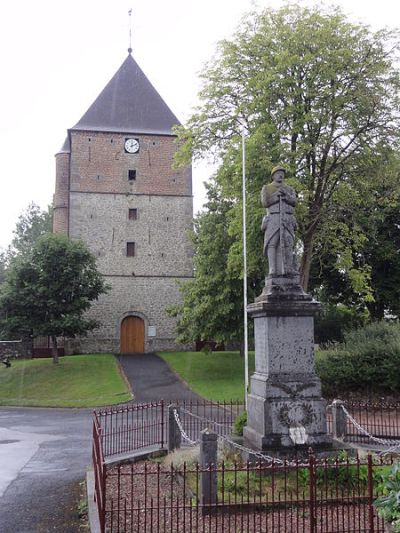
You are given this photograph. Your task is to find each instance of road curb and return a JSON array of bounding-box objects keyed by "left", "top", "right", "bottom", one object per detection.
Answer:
[{"left": 86, "top": 470, "right": 101, "bottom": 533}]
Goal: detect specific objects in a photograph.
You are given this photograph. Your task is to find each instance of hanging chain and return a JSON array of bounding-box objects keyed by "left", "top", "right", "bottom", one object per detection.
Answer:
[
  {"left": 173, "top": 409, "right": 308, "bottom": 466},
  {"left": 174, "top": 403, "right": 400, "bottom": 462},
  {"left": 173, "top": 409, "right": 200, "bottom": 446},
  {"left": 330, "top": 400, "right": 400, "bottom": 452},
  {"left": 180, "top": 407, "right": 232, "bottom": 430}
]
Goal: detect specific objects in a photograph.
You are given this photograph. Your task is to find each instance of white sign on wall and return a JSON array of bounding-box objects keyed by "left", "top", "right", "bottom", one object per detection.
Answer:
[{"left": 148, "top": 325, "right": 156, "bottom": 337}]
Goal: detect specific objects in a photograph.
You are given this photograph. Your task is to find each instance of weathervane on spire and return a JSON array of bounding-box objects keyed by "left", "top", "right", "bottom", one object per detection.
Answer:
[{"left": 128, "top": 8, "right": 133, "bottom": 54}]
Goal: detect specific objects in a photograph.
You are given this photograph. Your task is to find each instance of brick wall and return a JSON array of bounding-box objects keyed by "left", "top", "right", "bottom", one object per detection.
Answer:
[
  {"left": 53, "top": 152, "right": 70, "bottom": 234},
  {"left": 69, "top": 131, "right": 192, "bottom": 196}
]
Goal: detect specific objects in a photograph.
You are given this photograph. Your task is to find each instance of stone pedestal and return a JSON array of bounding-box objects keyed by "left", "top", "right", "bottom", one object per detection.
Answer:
[{"left": 243, "top": 274, "right": 331, "bottom": 451}]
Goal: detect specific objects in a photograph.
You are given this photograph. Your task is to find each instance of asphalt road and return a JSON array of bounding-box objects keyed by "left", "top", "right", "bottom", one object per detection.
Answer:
[
  {"left": 0, "top": 407, "right": 92, "bottom": 533},
  {"left": 0, "top": 354, "right": 203, "bottom": 532}
]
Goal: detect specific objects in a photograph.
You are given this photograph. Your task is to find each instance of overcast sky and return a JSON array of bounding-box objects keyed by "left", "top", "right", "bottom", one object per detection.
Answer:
[{"left": 0, "top": 0, "right": 398, "bottom": 249}]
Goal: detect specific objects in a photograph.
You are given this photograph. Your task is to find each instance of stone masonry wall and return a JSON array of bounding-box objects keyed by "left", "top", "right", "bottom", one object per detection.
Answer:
[
  {"left": 69, "top": 193, "right": 193, "bottom": 277},
  {"left": 65, "top": 276, "right": 192, "bottom": 354},
  {"left": 55, "top": 129, "right": 193, "bottom": 352}
]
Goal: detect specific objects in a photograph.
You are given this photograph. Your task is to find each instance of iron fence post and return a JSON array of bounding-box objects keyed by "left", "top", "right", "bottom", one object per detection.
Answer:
[
  {"left": 161, "top": 400, "right": 165, "bottom": 449},
  {"left": 368, "top": 454, "right": 375, "bottom": 533},
  {"left": 309, "top": 449, "right": 316, "bottom": 533},
  {"left": 101, "top": 462, "right": 106, "bottom": 533}
]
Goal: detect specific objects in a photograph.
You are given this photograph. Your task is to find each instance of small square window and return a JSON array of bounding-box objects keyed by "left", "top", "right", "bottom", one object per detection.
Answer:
[
  {"left": 127, "top": 242, "right": 135, "bottom": 257},
  {"left": 128, "top": 169, "right": 136, "bottom": 181},
  {"left": 129, "top": 208, "right": 138, "bottom": 220}
]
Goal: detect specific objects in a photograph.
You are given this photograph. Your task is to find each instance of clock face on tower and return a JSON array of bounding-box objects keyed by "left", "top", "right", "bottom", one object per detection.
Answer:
[{"left": 124, "top": 138, "right": 140, "bottom": 153}]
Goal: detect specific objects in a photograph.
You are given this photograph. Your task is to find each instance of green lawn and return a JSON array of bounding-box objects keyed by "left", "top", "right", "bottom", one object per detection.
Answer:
[
  {"left": 0, "top": 354, "right": 132, "bottom": 407},
  {"left": 160, "top": 350, "right": 330, "bottom": 402},
  {"left": 159, "top": 351, "right": 255, "bottom": 401}
]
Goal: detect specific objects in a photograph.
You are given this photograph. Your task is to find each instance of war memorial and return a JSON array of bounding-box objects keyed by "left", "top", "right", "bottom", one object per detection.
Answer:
[{"left": 243, "top": 166, "right": 332, "bottom": 452}]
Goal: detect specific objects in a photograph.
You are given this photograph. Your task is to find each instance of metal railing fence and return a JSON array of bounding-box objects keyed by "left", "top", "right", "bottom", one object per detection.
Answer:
[
  {"left": 95, "top": 399, "right": 244, "bottom": 458},
  {"left": 327, "top": 399, "right": 400, "bottom": 444},
  {"left": 104, "top": 452, "right": 390, "bottom": 533},
  {"left": 92, "top": 398, "right": 400, "bottom": 532}
]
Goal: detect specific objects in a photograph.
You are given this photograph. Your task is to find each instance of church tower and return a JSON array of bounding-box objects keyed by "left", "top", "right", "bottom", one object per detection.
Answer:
[{"left": 53, "top": 52, "right": 193, "bottom": 353}]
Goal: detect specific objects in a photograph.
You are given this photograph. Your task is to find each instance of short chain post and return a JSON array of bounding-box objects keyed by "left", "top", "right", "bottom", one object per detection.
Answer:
[
  {"left": 331, "top": 399, "right": 347, "bottom": 439},
  {"left": 168, "top": 404, "right": 181, "bottom": 452},
  {"left": 200, "top": 429, "right": 218, "bottom": 508}
]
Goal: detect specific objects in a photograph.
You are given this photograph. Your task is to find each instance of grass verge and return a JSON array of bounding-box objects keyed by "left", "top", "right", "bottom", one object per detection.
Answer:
[
  {"left": 0, "top": 354, "right": 132, "bottom": 407},
  {"left": 158, "top": 351, "right": 255, "bottom": 401}
]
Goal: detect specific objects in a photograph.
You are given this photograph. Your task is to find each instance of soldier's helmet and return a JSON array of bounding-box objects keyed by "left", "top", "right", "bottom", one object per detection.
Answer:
[{"left": 270, "top": 165, "right": 286, "bottom": 177}]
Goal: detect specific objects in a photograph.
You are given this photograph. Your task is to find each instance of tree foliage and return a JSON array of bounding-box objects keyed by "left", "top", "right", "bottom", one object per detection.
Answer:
[
  {"left": 0, "top": 234, "right": 108, "bottom": 363},
  {"left": 168, "top": 182, "right": 262, "bottom": 350},
  {"left": 316, "top": 321, "right": 400, "bottom": 395},
  {"left": 171, "top": 4, "right": 400, "bottom": 344},
  {"left": 9, "top": 202, "right": 53, "bottom": 259},
  {"left": 0, "top": 203, "right": 53, "bottom": 282},
  {"left": 0, "top": 251, "right": 7, "bottom": 286},
  {"left": 176, "top": 3, "right": 400, "bottom": 295},
  {"left": 309, "top": 150, "right": 400, "bottom": 319}
]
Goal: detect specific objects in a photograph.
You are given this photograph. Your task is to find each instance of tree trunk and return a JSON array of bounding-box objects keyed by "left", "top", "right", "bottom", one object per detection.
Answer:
[
  {"left": 300, "top": 233, "right": 315, "bottom": 292},
  {"left": 50, "top": 335, "right": 59, "bottom": 364},
  {"left": 239, "top": 340, "right": 245, "bottom": 358},
  {"left": 367, "top": 297, "right": 385, "bottom": 321}
]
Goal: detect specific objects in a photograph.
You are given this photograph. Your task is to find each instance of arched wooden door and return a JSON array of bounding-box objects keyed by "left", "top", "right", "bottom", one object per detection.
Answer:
[{"left": 120, "top": 316, "right": 145, "bottom": 353}]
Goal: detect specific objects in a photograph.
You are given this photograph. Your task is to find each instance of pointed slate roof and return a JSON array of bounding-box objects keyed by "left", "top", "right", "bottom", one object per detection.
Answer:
[{"left": 71, "top": 53, "right": 180, "bottom": 135}]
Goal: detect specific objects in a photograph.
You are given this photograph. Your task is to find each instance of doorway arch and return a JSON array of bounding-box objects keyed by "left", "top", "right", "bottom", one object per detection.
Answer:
[{"left": 120, "top": 316, "right": 145, "bottom": 353}]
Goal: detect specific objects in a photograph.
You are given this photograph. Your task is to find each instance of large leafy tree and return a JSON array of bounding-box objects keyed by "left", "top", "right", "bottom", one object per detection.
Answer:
[
  {"left": 0, "top": 203, "right": 53, "bottom": 283},
  {"left": 176, "top": 3, "right": 400, "bottom": 293},
  {"left": 168, "top": 182, "right": 262, "bottom": 352},
  {"left": 0, "top": 251, "right": 7, "bottom": 287},
  {"left": 309, "top": 151, "right": 400, "bottom": 319},
  {"left": 9, "top": 203, "right": 53, "bottom": 258},
  {"left": 0, "top": 234, "right": 108, "bottom": 363}
]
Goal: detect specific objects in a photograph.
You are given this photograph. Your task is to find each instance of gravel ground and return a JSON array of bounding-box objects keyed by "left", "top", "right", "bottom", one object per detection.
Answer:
[{"left": 103, "top": 461, "right": 386, "bottom": 533}]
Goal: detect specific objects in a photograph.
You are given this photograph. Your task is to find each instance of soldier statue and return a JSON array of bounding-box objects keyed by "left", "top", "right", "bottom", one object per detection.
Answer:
[{"left": 261, "top": 166, "right": 298, "bottom": 276}]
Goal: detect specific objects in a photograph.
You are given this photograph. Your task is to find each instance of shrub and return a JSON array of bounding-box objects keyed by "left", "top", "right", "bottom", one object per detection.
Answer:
[
  {"left": 233, "top": 411, "right": 247, "bottom": 436},
  {"left": 297, "top": 451, "right": 368, "bottom": 490},
  {"left": 374, "top": 462, "right": 400, "bottom": 531},
  {"left": 315, "top": 349, "right": 354, "bottom": 397},
  {"left": 163, "top": 445, "right": 200, "bottom": 469},
  {"left": 316, "top": 321, "right": 400, "bottom": 395},
  {"left": 315, "top": 304, "right": 367, "bottom": 345}
]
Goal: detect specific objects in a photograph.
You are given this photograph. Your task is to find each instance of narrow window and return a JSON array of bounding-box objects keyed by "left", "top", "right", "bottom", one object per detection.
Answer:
[
  {"left": 128, "top": 169, "right": 136, "bottom": 181},
  {"left": 126, "top": 242, "right": 135, "bottom": 257},
  {"left": 129, "top": 208, "right": 137, "bottom": 220}
]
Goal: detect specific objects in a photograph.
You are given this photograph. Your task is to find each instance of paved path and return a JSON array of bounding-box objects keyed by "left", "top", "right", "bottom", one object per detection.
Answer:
[
  {"left": 0, "top": 407, "right": 92, "bottom": 533},
  {"left": 118, "top": 353, "right": 204, "bottom": 403}
]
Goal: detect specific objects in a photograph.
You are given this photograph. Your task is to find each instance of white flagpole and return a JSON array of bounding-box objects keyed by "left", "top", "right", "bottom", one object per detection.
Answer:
[{"left": 242, "top": 129, "right": 249, "bottom": 410}]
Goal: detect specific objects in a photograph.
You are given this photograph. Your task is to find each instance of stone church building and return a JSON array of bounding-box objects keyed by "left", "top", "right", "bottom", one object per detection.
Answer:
[{"left": 53, "top": 52, "right": 193, "bottom": 354}]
